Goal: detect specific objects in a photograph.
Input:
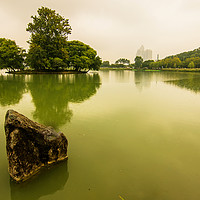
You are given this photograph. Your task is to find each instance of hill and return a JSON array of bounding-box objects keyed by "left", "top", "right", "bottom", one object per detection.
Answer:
[{"left": 166, "top": 47, "right": 200, "bottom": 61}]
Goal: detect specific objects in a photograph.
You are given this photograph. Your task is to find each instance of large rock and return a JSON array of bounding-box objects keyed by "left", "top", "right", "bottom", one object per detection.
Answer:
[{"left": 4, "top": 110, "right": 68, "bottom": 182}]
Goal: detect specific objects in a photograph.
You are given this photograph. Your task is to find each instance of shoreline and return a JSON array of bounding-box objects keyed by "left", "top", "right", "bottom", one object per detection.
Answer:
[
  {"left": 100, "top": 68, "right": 200, "bottom": 72},
  {"left": 6, "top": 70, "right": 89, "bottom": 75},
  {"left": 161, "top": 68, "right": 200, "bottom": 72},
  {"left": 4, "top": 68, "right": 200, "bottom": 75}
]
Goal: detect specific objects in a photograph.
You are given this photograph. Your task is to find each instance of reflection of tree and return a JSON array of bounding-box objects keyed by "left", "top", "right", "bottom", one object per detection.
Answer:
[
  {"left": 100, "top": 70, "right": 110, "bottom": 82},
  {"left": 114, "top": 70, "right": 129, "bottom": 82},
  {"left": 28, "top": 73, "right": 101, "bottom": 129},
  {"left": 0, "top": 75, "right": 26, "bottom": 106},
  {"left": 10, "top": 160, "right": 69, "bottom": 200},
  {"left": 66, "top": 73, "right": 101, "bottom": 103},
  {"left": 28, "top": 75, "right": 72, "bottom": 129},
  {"left": 134, "top": 72, "right": 153, "bottom": 91},
  {"left": 165, "top": 77, "right": 200, "bottom": 93}
]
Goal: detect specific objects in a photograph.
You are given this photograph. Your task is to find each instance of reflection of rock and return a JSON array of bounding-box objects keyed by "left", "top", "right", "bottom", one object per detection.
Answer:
[
  {"left": 10, "top": 160, "right": 69, "bottom": 200},
  {"left": 28, "top": 73, "right": 101, "bottom": 129},
  {"left": 5, "top": 110, "right": 68, "bottom": 182},
  {"left": 0, "top": 75, "right": 26, "bottom": 106}
]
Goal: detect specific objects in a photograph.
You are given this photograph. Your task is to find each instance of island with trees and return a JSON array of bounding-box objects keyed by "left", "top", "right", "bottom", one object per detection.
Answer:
[{"left": 0, "top": 7, "right": 101, "bottom": 74}]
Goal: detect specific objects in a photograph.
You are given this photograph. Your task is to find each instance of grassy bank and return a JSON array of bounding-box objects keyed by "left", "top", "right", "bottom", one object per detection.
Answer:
[
  {"left": 161, "top": 68, "right": 200, "bottom": 72},
  {"left": 100, "top": 67, "right": 200, "bottom": 72},
  {"left": 100, "top": 68, "right": 160, "bottom": 72},
  {"left": 100, "top": 67, "right": 133, "bottom": 70}
]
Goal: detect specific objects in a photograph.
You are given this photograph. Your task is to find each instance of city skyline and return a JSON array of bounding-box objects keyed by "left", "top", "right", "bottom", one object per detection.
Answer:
[{"left": 136, "top": 45, "right": 153, "bottom": 61}]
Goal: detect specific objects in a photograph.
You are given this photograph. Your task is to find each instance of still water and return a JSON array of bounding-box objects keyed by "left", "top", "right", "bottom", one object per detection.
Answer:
[{"left": 1, "top": 70, "right": 200, "bottom": 200}]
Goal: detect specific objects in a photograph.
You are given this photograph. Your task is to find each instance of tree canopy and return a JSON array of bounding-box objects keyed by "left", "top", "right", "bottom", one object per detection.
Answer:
[
  {"left": 166, "top": 47, "right": 200, "bottom": 61},
  {"left": 101, "top": 61, "right": 110, "bottom": 67},
  {"left": 134, "top": 56, "right": 143, "bottom": 69},
  {"left": 0, "top": 38, "right": 25, "bottom": 71},
  {"left": 142, "top": 60, "right": 154, "bottom": 68},
  {"left": 0, "top": 7, "right": 102, "bottom": 72},
  {"left": 66, "top": 40, "right": 102, "bottom": 71},
  {"left": 115, "top": 58, "right": 130, "bottom": 65},
  {"left": 26, "top": 7, "right": 71, "bottom": 70}
]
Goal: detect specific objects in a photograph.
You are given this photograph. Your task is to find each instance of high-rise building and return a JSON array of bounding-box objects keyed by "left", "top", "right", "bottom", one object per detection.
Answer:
[
  {"left": 136, "top": 45, "right": 145, "bottom": 58},
  {"left": 136, "top": 45, "right": 152, "bottom": 61},
  {"left": 157, "top": 54, "right": 159, "bottom": 61},
  {"left": 144, "top": 49, "right": 152, "bottom": 61}
]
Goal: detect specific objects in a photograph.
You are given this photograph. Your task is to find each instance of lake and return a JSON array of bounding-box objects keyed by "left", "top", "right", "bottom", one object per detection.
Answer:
[{"left": 1, "top": 70, "right": 200, "bottom": 200}]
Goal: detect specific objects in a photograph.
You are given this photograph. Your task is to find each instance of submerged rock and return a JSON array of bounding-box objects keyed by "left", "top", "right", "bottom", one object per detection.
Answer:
[{"left": 4, "top": 110, "right": 68, "bottom": 182}]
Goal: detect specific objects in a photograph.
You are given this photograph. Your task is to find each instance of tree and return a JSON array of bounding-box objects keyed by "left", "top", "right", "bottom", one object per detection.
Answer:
[
  {"left": 150, "top": 61, "right": 160, "bottom": 69},
  {"left": 166, "top": 47, "right": 200, "bottom": 61},
  {"left": 142, "top": 60, "right": 154, "bottom": 68},
  {"left": 115, "top": 58, "right": 130, "bottom": 65},
  {"left": 181, "top": 57, "right": 200, "bottom": 68},
  {"left": 162, "top": 57, "right": 181, "bottom": 68},
  {"left": 188, "top": 61, "right": 195, "bottom": 68},
  {"left": 134, "top": 56, "right": 143, "bottom": 69},
  {"left": 101, "top": 61, "right": 110, "bottom": 67},
  {"left": 26, "top": 7, "right": 72, "bottom": 70},
  {"left": 0, "top": 38, "right": 25, "bottom": 71},
  {"left": 66, "top": 40, "right": 102, "bottom": 71}
]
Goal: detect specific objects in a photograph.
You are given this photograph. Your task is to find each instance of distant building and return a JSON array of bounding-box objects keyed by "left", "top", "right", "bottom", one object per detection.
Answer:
[
  {"left": 136, "top": 45, "right": 152, "bottom": 61},
  {"left": 136, "top": 45, "right": 145, "bottom": 58},
  {"left": 157, "top": 54, "right": 159, "bottom": 61}
]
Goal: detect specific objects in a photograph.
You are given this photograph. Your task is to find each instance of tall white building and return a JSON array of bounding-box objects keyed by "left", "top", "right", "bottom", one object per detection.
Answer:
[{"left": 136, "top": 45, "right": 152, "bottom": 61}]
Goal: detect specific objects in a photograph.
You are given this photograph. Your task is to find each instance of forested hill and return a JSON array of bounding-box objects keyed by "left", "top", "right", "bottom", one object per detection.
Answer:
[{"left": 166, "top": 47, "right": 200, "bottom": 61}]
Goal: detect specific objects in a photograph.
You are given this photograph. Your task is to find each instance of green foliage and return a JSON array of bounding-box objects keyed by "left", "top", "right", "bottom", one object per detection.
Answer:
[
  {"left": 167, "top": 47, "right": 200, "bottom": 61},
  {"left": 52, "top": 57, "right": 67, "bottom": 70},
  {"left": 163, "top": 47, "right": 200, "bottom": 68},
  {"left": 136, "top": 47, "right": 200, "bottom": 70},
  {"left": 134, "top": 56, "right": 143, "bottom": 69},
  {"left": 101, "top": 61, "right": 110, "bottom": 67},
  {"left": 149, "top": 61, "right": 161, "bottom": 69},
  {"left": 25, "top": 44, "right": 50, "bottom": 70},
  {"left": 142, "top": 60, "right": 154, "bottom": 68},
  {"left": 180, "top": 57, "right": 200, "bottom": 68},
  {"left": 115, "top": 58, "right": 130, "bottom": 65},
  {"left": 188, "top": 61, "right": 195, "bottom": 68},
  {"left": 151, "top": 56, "right": 200, "bottom": 69},
  {"left": 149, "top": 57, "right": 181, "bottom": 69},
  {"left": 162, "top": 57, "right": 181, "bottom": 68},
  {"left": 66, "top": 40, "right": 102, "bottom": 71},
  {"left": 0, "top": 38, "right": 25, "bottom": 71},
  {"left": 26, "top": 7, "right": 71, "bottom": 70},
  {"left": 110, "top": 63, "right": 126, "bottom": 68}
]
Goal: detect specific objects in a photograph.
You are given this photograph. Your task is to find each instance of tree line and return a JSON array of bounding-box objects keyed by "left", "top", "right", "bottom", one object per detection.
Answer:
[
  {"left": 0, "top": 7, "right": 101, "bottom": 72},
  {"left": 101, "top": 47, "right": 200, "bottom": 69}
]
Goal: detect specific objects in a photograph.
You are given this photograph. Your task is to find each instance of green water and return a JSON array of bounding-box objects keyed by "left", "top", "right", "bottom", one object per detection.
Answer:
[{"left": 1, "top": 70, "right": 200, "bottom": 200}]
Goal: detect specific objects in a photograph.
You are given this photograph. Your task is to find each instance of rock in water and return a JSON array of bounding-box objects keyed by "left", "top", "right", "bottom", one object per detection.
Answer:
[{"left": 4, "top": 110, "right": 68, "bottom": 182}]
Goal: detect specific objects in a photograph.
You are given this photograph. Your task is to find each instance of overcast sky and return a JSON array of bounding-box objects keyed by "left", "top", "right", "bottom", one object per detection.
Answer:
[{"left": 0, "top": 0, "right": 200, "bottom": 63}]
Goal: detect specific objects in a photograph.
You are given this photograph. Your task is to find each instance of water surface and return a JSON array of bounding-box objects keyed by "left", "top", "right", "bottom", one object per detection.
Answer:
[{"left": 1, "top": 70, "right": 200, "bottom": 200}]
